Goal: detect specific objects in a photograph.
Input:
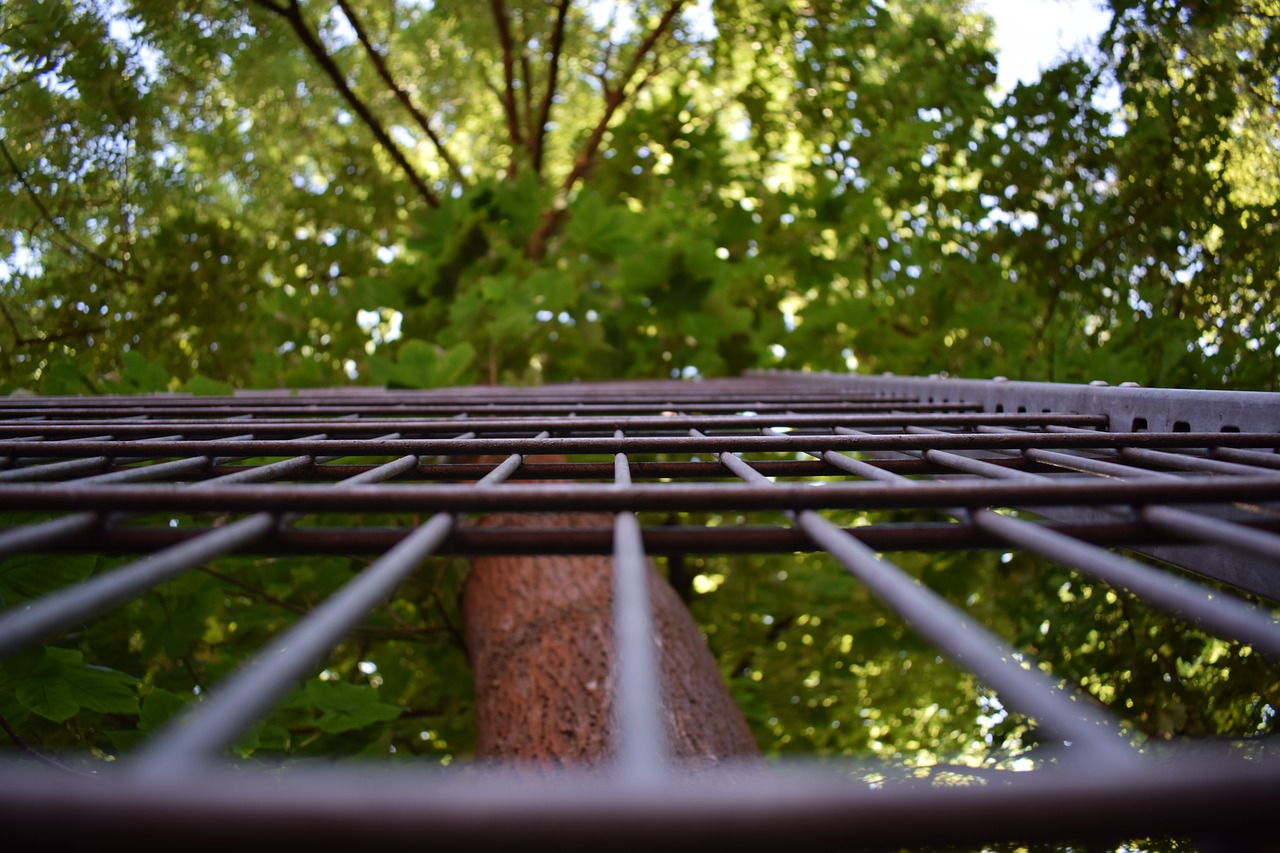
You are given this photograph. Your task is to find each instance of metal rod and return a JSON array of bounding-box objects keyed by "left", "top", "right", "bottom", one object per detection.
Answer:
[
  {"left": 0, "top": 410, "right": 1100, "bottom": 437},
  {"left": 2, "top": 374, "right": 1279, "bottom": 848},
  {"left": 4, "top": 429, "right": 1280, "bottom": 459},
  {"left": 134, "top": 445, "right": 533, "bottom": 774},
  {"left": 611, "top": 446, "right": 668, "bottom": 781},
  {"left": 0, "top": 511, "right": 100, "bottom": 560},
  {"left": 9, "top": 517, "right": 1213, "bottom": 556},
  {"left": 906, "top": 426, "right": 1280, "bottom": 656},
  {"left": 5, "top": 476, "right": 1280, "bottom": 513},
  {"left": 0, "top": 513, "right": 279, "bottom": 659},
  {"left": 0, "top": 455, "right": 423, "bottom": 659},
  {"left": 0, "top": 456, "right": 110, "bottom": 482},
  {"left": 709, "top": 430, "right": 1129, "bottom": 758},
  {"left": 133, "top": 511, "right": 457, "bottom": 776},
  {"left": 1119, "top": 446, "right": 1276, "bottom": 477},
  {"left": 796, "top": 510, "right": 1132, "bottom": 756},
  {"left": 970, "top": 510, "right": 1280, "bottom": 659},
  {"left": 3, "top": 751, "right": 1280, "bottom": 850}
]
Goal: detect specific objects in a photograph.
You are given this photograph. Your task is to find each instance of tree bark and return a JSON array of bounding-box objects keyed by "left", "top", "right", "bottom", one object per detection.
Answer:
[{"left": 463, "top": 511, "right": 758, "bottom": 766}]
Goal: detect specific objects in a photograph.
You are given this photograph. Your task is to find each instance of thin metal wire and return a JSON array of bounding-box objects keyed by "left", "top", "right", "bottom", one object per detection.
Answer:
[
  {"left": 7, "top": 475, "right": 1280, "bottom": 513},
  {"left": 3, "top": 429, "right": 1279, "bottom": 459},
  {"left": 0, "top": 454, "right": 421, "bottom": 659},
  {"left": 135, "top": 444, "right": 534, "bottom": 776},
  {"left": 705, "top": 430, "right": 1130, "bottom": 756},
  {"left": 612, "top": 440, "right": 668, "bottom": 781},
  {"left": 887, "top": 425, "right": 1280, "bottom": 657}
]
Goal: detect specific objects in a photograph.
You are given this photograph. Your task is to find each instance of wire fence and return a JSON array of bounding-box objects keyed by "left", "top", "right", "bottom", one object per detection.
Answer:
[{"left": 1, "top": 373, "right": 1278, "bottom": 849}]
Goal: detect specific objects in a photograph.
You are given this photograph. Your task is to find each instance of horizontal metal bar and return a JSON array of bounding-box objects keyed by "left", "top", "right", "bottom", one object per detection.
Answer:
[
  {"left": 4, "top": 430, "right": 1277, "bottom": 459},
  {"left": 0, "top": 384, "right": 903, "bottom": 407},
  {"left": 0, "top": 400, "right": 972, "bottom": 421},
  {"left": 0, "top": 511, "right": 99, "bottom": 560},
  {"left": 3, "top": 752, "right": 1280, "bottom": 850},
  {"left": 5, "top": 476, "right": 1280, "bottom": 514},
  {"left": 140, "top": 456, "right": 1031, "bottom": 483},
  {"left": 5, "top": 517, "right": 1222, "bottom": 556},
  {"left": 0, "top": 410, "right": 1095, "bottom": 438}
]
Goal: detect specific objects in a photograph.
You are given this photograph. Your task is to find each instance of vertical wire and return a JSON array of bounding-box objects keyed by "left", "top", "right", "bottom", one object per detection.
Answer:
[
  {"left": 611, "top": 435, "right": 668, "bottom": 782},
  {"left": 0, "top": 453, "right": 423, "bottom": 658},
  {"left": 711, "top": 428, "right": 1133, "bottom": 760},
  {"left": 906, "top": 425, "right": 1280, "bottom": 658},
  {"left": 133, "top": 435, "right": 543, "bottom": 777}
]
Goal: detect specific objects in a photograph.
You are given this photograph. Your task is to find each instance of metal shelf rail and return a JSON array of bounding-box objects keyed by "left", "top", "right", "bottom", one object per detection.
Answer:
[{"left": 0, "top": 372, "right": 1278, "bottom": 849}]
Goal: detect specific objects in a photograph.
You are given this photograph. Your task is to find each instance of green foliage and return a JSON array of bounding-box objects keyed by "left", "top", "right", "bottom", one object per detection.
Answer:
[
  {"left": 0, "top": 647, "right": 138, "bottom": 723},
  {"left": 366, "top": 339, "right": 478, "bottom": 389},
  {"left": 3, "top": 0, "right": 1273, "bottom": 391},
  {"left": 0, "top": 551, "right": 96, "bottom": 605},
  {"left": 685, "top": 517, "right": 1278, "bottom": 767},
  {"left": 303, "top": 679, "right": 402, "bottom": 735}
]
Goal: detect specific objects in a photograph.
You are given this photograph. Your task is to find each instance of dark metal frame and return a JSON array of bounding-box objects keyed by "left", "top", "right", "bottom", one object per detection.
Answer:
[{"left": 1, "top": 372, "right": 1278, "bottom": 849}]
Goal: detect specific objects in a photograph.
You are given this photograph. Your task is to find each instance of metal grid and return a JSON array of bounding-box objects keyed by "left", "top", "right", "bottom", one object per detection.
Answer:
[{"left": 1, "top": 372, "right": 1279, "bottom": 850}]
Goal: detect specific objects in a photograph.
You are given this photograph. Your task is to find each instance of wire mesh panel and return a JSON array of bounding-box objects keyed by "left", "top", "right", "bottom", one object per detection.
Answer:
[{"left": 0, "top": 373, "right": 1278, "bottom": 850}]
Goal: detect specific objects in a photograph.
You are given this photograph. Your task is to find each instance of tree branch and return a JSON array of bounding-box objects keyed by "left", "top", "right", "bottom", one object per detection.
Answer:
[
  {"left": 0, "top": 712, "right": 98, "bottom": 777},
  {"left": 531, "top": 0, "right": 570, "bottom": 175},
  {"left": 563, "top": 0, "right": 685, "bottom": 193},
  {"left": 519, "top": 50, "right": 534, "bottom": 151},
  {"left": 0, "top": 138, "right": 123, "bottom": 275},
  {"left": 526, "top": 0, "right": 687, "bottom": 257},
  {"left": 333, "top": 0, "right": 467, "bottom": 184},
  {"left": 488, "top": 0, "right": 525, "bottom": 169},
  {"left": 0, "top": 54, "right": 61, "bottom": 97},
  {"left": 248, "top": 0, "right": 441, "bottom": 208}
]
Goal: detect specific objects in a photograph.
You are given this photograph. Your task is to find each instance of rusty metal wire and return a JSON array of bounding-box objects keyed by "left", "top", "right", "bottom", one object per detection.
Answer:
[{"left": 1, "top": 373, "right": 1279, "bottom": 850}]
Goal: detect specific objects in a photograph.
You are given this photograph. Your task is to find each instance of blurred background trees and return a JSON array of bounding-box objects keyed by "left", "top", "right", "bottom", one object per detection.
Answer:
[
  {"left": 0, "top": 6, "right": 1277, "bottom": 817},
  {"left": 2, "top": 0, "right": 1276, "bottom": 393}
]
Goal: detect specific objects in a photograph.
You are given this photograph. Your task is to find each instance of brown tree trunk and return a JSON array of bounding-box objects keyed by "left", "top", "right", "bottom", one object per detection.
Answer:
[{"left": 463, "top": 511, "right": 759, "bottom": 766}]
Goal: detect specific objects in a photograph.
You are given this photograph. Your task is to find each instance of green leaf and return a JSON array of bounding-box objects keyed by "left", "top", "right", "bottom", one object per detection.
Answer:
[
  {"left": 184, "top": 374, "right": 234, "bottom": 396},
  {"left": 107, "top": 350, "right": 170, "bottom": 394},
  {"left": 233, "top": 720, "right": 292, "bottom": 757},
  {"left": 38, "top": 356, "right": 93, "bottom": 395},
  {"left": 104, "top": 730, "right": 144, "bottom": 751},
  {"left": 306, "top": 680, "right": 401, "bottom": 735},
  {"left": 366, "top": 339, "right": 477, "bottom": 389},
  {"left": 139, "top": 688, "right": 189, "bottom": 732},
  {"left": 45, "top": 647, "right": 139, "bottom": 715},
  {"left": 567, "top": 193, "right": 636, "bottom": 258},
  {"left": 17, "top": 681, "right": 81, "bottom": 723},
  {"left": 526, "top": 270, "right": 575, "bottom": 314},
  {"left": 3, "top": 648, "right": 139, "bottom": 721},
  {"left": 0, "top": 553, "right": 97, "bottom": 605},
  {"left": 146, "top": 580, "right": 218, "bottom": 660}
]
